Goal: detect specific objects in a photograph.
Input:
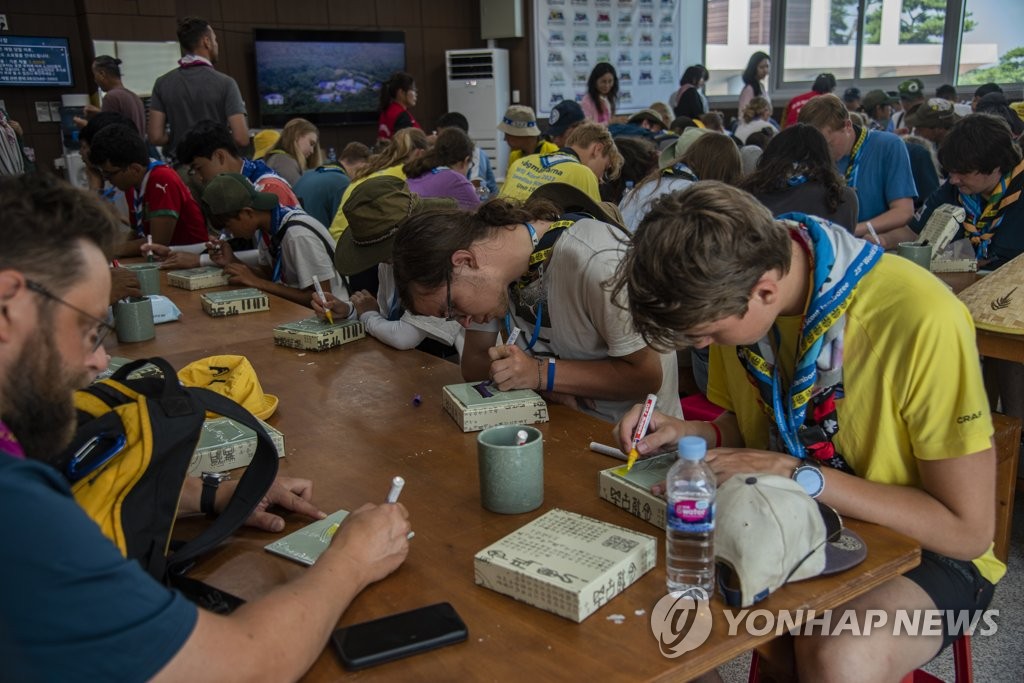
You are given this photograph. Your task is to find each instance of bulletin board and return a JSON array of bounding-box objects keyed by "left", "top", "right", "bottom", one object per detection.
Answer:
[{"left": 532, "top": 0, "right": 683, "bottom": 118}]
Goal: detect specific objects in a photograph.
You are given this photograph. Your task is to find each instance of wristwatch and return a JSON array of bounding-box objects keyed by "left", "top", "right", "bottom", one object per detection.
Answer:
[
  {"left": 200, "top": 471, "right": 231, "bottom": 517},
  {"left": 792, "top": 460, "right": 825, "bottom": 499}
]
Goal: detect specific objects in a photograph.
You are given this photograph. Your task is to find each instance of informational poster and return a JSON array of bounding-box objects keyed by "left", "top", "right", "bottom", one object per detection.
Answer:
[
  {"left": 532, "top": 0, "right": 683, "bottom": 117},
  {"left": 0, "top": 35, "right": 73, "bottom": 87}
]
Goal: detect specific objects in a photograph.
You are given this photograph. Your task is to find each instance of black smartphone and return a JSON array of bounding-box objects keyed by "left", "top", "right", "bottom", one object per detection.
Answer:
[{"left": 331, "top": 602, "right": 468, "bottom": 670}]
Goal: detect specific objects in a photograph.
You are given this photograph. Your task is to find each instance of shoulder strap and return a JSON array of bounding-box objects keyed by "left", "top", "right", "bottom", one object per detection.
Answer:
[
  {"left": 164, "top": 386, "right": 279, "bottom": 574},
  {"left": 271, "top": 210, "right": 335, "bottom": 260}
]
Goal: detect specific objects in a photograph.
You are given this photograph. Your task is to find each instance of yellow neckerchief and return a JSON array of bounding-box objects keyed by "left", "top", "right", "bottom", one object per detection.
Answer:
[
  {"left": 843, "top": 125, "right": 869, "bottom": 186},
  {"left": 961, "top": 158, "right": 1024, "bottom": 257}
]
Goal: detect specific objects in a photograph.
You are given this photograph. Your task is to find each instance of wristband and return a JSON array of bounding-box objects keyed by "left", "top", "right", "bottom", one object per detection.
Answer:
[
  {"left": 546, "top": 357, "right": 556, "bottom": 392},
  {"left": 705, "top": 421, "right": 722, "bottom": 448}
]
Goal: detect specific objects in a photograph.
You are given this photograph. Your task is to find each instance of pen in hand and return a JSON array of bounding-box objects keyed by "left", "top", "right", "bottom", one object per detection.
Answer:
[
  {"left": 311, "top": 276, "right": 334, "bottom": 324},
  {"left": 626, "top": 394, "right": 658, "bottom": 472},
  {"left": 385, "top": 476, "right": 415, "bottom": 540}
]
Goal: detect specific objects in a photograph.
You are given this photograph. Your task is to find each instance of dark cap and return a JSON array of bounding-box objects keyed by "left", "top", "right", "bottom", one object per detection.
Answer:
[
  {"left": 898, "top": 78, "right": 925, "bottom": 100},
  {"left": 842, "top": 87, "right": 861, "bottom": 103},
  {"left": 905, "top": 98, "right": 961, "bottom": 129},
  {"left": 547, "top": 100, "right": 585, "bottom": 137},
  {"left": 201, "top": 173, "right": 279, "bottom": 216},
  {"left": 336, "top": 175, "right": 456, "bottom": 275},
  {"left": 627, "top": 108, "right": 664, "bottom": 126},
  {"left": 861, "top": 89, "right": 897, "bottom": 111}
]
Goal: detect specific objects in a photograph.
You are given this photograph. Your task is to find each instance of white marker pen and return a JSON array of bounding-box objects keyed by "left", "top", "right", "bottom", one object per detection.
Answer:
[{"left": 386, "top": 476, "right": 405, "bottom": 504}]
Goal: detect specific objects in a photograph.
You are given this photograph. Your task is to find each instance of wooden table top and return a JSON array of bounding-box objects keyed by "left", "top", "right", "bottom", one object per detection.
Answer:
[
  {"left": 106, "top": 270, "right": 315, "bottom": 358},
  {"left": 158, "top": 329, "right": 921, "bottom": 681}
]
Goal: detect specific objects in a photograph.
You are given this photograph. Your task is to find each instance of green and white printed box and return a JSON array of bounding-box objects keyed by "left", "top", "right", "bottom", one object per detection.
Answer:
[
  {"left": 474, "top": 508, "right": 656, "bottom": 622},
  {"left": 273, "top": 317, "right": 365, "bottom": 351},
  {"left": 187, "top": 417, "right": 285, "bottom": 476},
  {"left": 442, "top": 382, "right": 549, "bottom": 432},
  {"left": 201, "top": 288, "right": 270, "bottom": 317},
  {"left": 598, "top": 453, "right": 675, "bottom": 530},
  {"left": 167, "top": 266, "right": 232, "bottom": 291}
]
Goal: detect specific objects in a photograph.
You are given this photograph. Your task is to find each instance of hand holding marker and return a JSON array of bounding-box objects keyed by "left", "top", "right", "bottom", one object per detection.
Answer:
[
  {"left": 311, "top": 276, "right": 333, "bottom": 324},
  {"left": 386, "top": 476, "right": 414, "bottom": 540},
  {"left": 625, "top": 394, "right": 658, "bottom": 472}
]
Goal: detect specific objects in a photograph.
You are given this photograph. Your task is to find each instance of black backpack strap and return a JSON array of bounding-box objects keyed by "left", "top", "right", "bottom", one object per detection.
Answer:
[
  {"left": 270, "top": 210, "right": 350, "bottom": 292},
  {"left": 164, "top": 387, "right": 279, "bottom": 573}
]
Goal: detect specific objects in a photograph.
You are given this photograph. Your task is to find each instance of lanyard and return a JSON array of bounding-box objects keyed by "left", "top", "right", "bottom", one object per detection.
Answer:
[
  {"left": 133, "top": 160, "right": 165, "bottom": 237},
  {"left": 505, "top": 307, "right": 543, "bottom": 351},
  {"left": 843, "top": 126, "right": 869, "bottom": 188}
]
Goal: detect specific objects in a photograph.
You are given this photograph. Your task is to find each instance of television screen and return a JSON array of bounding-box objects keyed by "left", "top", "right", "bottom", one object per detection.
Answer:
[
  {"left": 253, "top": 28, "right": 405, "bottom": 127},
  {"left": 0, "top": 35, "right": 73, "bottom": 87}
]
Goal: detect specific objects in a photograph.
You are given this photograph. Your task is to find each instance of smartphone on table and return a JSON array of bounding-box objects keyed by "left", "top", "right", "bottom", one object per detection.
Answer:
[{"left": 331, "top": 602, "right": 468, "bottom": 670}]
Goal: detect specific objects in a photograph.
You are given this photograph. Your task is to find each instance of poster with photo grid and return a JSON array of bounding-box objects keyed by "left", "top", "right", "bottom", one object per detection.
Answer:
[{"left": 532, "top": 0, "right": 683, "bottom": 118}]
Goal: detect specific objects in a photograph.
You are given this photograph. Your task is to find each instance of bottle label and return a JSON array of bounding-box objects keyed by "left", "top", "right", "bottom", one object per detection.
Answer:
[{"left": 667, "top": 499, "right": 715, "bottom": 533}]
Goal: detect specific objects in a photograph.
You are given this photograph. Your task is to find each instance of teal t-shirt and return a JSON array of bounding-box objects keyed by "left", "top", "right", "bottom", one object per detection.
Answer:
[{"left": 0, "top": 455, "right": 198, "bottom": 681}]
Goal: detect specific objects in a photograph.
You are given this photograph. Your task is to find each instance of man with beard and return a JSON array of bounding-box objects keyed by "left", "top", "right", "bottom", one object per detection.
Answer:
[{"left": 0, "top": 173, "right": 411, "bottom": 680}]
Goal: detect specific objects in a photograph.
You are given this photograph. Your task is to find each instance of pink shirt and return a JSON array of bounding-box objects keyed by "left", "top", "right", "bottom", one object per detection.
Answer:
[{"left": 581, "top": 94, "right": 612, "bottom": 125}]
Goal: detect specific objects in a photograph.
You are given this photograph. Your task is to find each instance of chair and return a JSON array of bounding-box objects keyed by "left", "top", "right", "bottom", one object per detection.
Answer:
[{"left": 748, "top": 413, "right": 1019, "bottom": 683}]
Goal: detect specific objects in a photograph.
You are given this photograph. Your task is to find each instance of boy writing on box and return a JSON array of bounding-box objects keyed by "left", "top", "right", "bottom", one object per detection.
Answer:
[
  {"left": 200, "top": 173, "right": 348, "bottom": 308},
  {"left": 613, "top": 181, "right": 1001, "bottom": 680}
]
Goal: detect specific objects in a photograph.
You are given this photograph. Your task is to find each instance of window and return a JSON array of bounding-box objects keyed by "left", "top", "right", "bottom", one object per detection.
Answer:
[
  {"left": 704, "top": 0, "right": 772, "bottom": 96},
  {"left": 706, "top": 0, "right": 729, "bottom": 44},
  {"left": 958, "top": 0, "right": 1024, "bottom": 87},
  {"left": 707, "top": 0, "right": 993, "bottom": 96}
]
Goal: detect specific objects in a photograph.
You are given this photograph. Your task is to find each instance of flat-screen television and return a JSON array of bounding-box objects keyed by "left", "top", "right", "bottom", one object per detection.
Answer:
[
  {"left": 253, "top": 28, "right": 405, "bottom": 127},
  {"left": 0, "top": 35, "right": 73, "bottom": 87}
]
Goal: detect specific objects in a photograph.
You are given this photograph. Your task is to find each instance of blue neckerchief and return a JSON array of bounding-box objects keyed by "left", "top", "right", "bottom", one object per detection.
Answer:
[
  {"left": 787, "top": 174, "right": 808, "bottom": 187},
  {"left": 133, "top": 159, "right": 166, "bottom": 237},
  {"left": 739, "top": 213, "right": 882, "bottom": 459},
  {"left": 386, "top": 289, "right": 402, "bottom": 321},
  {"left": 241, "top": 157, "right": 277, "bottom": 184},
  {"left": 262, "top": 205, "right": 291, "bottom": 283}
]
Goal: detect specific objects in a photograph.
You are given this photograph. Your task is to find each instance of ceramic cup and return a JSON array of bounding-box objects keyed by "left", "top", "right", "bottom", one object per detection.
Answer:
[
  {"left": 477, "top": 425, "right": 544, "bottom": 514},
  {"left": 897, "top": 242, "right": 932, "bottom": 270},
  {"left": 114, "top": 296, "right": 155, "bottom": 343},
  {"left": 130, "top": 264, "right": 161, "bottom": 297}
]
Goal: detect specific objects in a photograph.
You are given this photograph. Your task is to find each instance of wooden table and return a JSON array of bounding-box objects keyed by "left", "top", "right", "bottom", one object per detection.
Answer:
[
  {"left": 107, "top": 270, "right": 314, "bottom": 358},
  {"left": 157, "top": 331, "right": 921, "bottom": 682}
]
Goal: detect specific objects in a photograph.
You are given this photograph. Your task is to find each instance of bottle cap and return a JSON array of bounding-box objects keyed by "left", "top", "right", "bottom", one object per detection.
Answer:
[{"left": 678, "top": 435, "right": 706, "bottom": 461}]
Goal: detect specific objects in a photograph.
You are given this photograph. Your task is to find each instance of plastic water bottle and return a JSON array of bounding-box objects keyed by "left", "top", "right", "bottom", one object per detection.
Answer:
[
  {"left": 665, "top": 436, "right": 716, "bottom": 595},
  {"left": 327, "top": 146, "right": 337, "bottom": 162}
]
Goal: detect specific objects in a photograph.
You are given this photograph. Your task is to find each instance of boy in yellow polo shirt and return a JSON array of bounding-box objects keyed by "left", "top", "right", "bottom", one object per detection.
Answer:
[{"left": 614, "top": 182, "right": 1001, "bottom": 680}]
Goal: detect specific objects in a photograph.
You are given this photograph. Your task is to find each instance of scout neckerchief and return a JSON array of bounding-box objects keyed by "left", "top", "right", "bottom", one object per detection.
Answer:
[
  {"left": 958, "top": 158, "right": 1024, "bottom": 260},
  {"left": 505, "top": 219, "right": 576, "bottom": 350},
  {"left": 178, "top": 54, "right": 213, "bottom": 69},
  {"left": 842, "top": 125, "right": 869, "bottom": 188},
  {"left": 662, "top": 162, "right": 698, "bottom": 182},
  {"left": 262, "top": 204, "right": 292, "bottom": 283},
  {"left": 132, "top": 159, "right": 166, "bottom": 238},
  {"left": 241, "top": 157, "right": 278, "bottom": 185},
  {"left": 0, "top": 419, "right": 25, "bottom": 460},
  {"left": 736, "top": 214, "right": 883, "bottom": 472}
]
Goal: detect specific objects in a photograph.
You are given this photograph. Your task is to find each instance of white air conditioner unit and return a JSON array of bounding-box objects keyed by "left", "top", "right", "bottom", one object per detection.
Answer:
[{"left": 446, "top": 48, "right": 510, "bottom": 182}]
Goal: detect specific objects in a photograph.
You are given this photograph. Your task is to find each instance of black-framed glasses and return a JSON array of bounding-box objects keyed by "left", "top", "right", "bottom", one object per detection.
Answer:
[
  {"left": 444, "top": 268, "right": 458, "bottom": 322},
  {"left": 26, "top": 279, "right": 115, "bottom": 353},
  {"left": 99, "top": 165, "right": 125, "bottom": 182}
]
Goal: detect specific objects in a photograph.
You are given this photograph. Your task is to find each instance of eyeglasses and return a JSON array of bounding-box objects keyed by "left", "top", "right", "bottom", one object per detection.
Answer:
[
  {"left": 99, "top": 165, "right": 125, "bottom": 181},
  {"left": 26, "top": 279, "right": 115, "bottom": 353},
  {"left": 444, "top": 268, "right": 458, "bottom": 322}
]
